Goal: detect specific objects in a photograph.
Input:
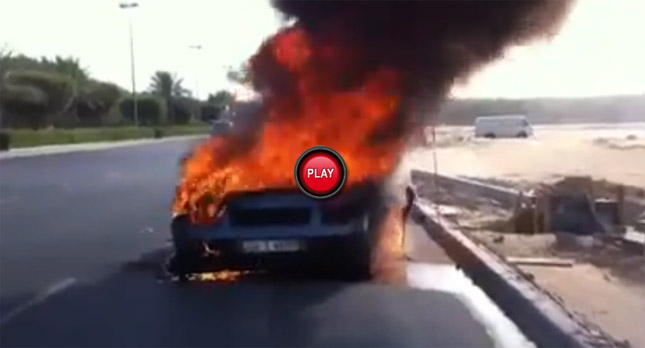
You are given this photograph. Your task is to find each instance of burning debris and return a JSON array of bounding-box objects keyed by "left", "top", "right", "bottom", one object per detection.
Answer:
[
  {"left": 191, "top": 270, "right": 252, "bottom": 283},
  {"left": 174, "top": 0, "right": 574, "bottom": 218}
]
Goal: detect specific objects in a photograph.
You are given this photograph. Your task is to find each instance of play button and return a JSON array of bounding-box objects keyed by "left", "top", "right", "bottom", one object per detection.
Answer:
[{"left": 295, "top": 146, "right": 347, "bottom": 199}]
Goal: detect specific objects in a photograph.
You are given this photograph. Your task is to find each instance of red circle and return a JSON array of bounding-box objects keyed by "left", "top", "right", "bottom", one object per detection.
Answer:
[{"left": 299, "top": 153, "right": 342, "bottom": 195}]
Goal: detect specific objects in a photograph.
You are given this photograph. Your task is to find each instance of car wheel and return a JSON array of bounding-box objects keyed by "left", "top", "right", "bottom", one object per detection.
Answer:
[
  {"left": 517, "top": 131, "right": 528, "bottom": 138},
  {"left": 346, "top": 255, "right": 371, "bottom": 281},
  {"left": 340, "top": 235, "right": 372, "bottom": 281},
  {"left": 167, "top": 247, "right": 207, "bottom": 279},
  {"left": 484, "top": 133, "right": 496, "bottom": 139},
  {"left": 168, "top": 215, "right": 202, "bottom": 277}
]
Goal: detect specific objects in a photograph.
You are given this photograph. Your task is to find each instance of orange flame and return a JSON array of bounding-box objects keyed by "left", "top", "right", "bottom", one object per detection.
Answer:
[
  {"left": 193, "top": 270, "right": 250, "bottom": 283},
  {"left": 173, "top": 28, "right": 404, "bottom": 218},
  {"left": 371, "top": 207, "right": 407, "bottom": 285}
]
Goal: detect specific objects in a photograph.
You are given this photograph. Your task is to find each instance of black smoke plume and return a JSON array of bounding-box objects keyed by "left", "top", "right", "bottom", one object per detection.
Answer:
[
  {"left": 251, "top": 0, "right": 574, "bottom": 135},
  {"left": 172, "top": 0, "right": 575, "bottom": 215}
]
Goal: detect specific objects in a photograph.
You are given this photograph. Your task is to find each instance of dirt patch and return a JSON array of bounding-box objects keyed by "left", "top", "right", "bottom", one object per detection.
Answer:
[
  {"left": 467, "top": 175, "right": 645, "bottom": 202},
  {"left": 411, "top": 176, "right": 512, "bottom": 230},
  {"left": 522, "top": 264, "right": 645, "bottom": 348},
  {"left": 422, "top": 126, "right": 496, "bottom": 149},
  {"left": 469, "top": 231, "right": 644, "bottom": 286},
  {"left": 444, "top": 213, "right": 645, "bottom": 347},
  {"left": 417, "top": 173, "right": 645, "bottom": 285},
  {"left": 592, "top": 135, "right": 645, "bottom": 150}
]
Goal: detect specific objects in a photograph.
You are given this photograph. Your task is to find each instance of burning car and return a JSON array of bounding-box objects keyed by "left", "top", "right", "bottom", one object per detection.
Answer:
[
  {"left": 167, "top": 0, "right": 573, "bottom": 281},
  {"left": 167, "top": 181, "right": 385, "bottom": 280}
]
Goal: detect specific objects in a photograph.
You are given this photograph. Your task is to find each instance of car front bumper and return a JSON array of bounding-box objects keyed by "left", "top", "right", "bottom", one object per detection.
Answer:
[{"left": 169, "top": 232, "right": 369, "bottom": 274}]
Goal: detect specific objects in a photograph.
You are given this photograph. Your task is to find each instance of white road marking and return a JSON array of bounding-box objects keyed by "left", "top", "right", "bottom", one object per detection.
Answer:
[
  {"left": 0, "top": 278, "right": 77, "bottom": 326},
  {"left": 138, "top": 227, "right": 154, "bottom": 234}
]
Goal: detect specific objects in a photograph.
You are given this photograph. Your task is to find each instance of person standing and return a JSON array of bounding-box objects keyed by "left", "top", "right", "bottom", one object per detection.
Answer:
[{"left": 400, "top": 185, "right": 417, "bottom": 254}]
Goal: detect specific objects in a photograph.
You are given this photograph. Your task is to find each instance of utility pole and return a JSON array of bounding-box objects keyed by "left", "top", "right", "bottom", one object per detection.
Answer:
[
  {"left": 0, "top": 56, "right": 4, "bottom": 129},
  {"left": 0, "top": 46, "right": 8, "bottom": 129},
  {"left": 188, "top": 45, "right": 202, "bottom": 100},
  {"left": 119, "top": 2, "right": 139, "bottom": 126}
]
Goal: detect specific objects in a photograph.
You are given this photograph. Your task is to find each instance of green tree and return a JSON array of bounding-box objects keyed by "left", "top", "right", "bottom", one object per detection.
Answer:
[
  {"left": 1, "top": 54, "right": 40, "bottom": 71},
  {"left": 48, "top": 56, "right": 89, "bottom": 87},
  {"left": 48, "top": 56, "right": 90, "bottom": 126},
  {"left": 148, "top": 71, "right": 189, "bottom": 124},
  {"left": 0, "top": 70, "right": 74, "bottom": 129},
  {"left": 0, "top": 54, "right": 88, "bottom": 83},
  {"left": 119, "top": 97, "right": 162, "bottom": 126},
  {"left": 207, "top": 90, "right": 234, "bottom": 107},
  {"left": 226, "top": 63, "right": 252, "bottom": 85},
  {"left": 202, "top": 90, "right": 234, "bottom": 122},
  {"left": 75, "top": 82, "right": 122, "bottom": 126},
  {"left": 0, "top": 53, "right": 94, "bottom": 127}
]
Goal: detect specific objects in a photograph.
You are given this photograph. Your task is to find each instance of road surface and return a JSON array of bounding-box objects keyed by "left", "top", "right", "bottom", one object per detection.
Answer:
[{"left": 0, "top": 139, "right": 528, "bottom": 347}]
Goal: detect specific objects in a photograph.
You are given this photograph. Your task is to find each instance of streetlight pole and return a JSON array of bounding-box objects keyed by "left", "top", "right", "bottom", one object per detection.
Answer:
[
  {"left": 188, "top": 45, "right": 202, "bottom": 100},
  {"left": 120, "top": 2, "right": 139, "bottom": 126}
]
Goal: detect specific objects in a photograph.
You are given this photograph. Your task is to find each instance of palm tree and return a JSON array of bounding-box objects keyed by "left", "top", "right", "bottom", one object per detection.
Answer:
[
  {"left": 50, "top": 56, "right": 89, "bottom": 89},
  {"left": 148, "top": 71, "right": 189, "bottom": 123}
]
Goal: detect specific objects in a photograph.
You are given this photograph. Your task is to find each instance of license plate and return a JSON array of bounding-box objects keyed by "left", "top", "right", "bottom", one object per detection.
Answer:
[{"left": 241, "top": 240, "right": 302, "bottom": 253}]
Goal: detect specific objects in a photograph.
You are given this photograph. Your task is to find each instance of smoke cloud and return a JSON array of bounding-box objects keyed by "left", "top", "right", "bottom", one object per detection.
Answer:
[
  {"left": 251, "top": 0, "right": 574, "bottom": 135},
  {"left": 172, "top": 0, "right": 575, "bottom": 215}
]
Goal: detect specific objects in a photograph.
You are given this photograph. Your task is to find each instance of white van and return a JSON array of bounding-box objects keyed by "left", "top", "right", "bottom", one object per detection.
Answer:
[{"left": 474, "top": 115, "right": 533, "bottom": 138}]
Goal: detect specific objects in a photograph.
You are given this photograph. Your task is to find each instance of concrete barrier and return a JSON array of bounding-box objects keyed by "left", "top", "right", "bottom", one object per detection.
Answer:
[
  {"left": 411, "top": 169, "right": 645, "bottom": 228},
  {"left": 411, "top": 169, "right": 519, "bottom": 208},
  {"left": 411, "top": 200, "right": 621, "bottom": 348}
]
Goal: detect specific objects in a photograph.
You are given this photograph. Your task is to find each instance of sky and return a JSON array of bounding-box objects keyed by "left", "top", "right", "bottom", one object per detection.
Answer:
[{"left": 1, "top": 0, "right": 644, "bottom": 100}]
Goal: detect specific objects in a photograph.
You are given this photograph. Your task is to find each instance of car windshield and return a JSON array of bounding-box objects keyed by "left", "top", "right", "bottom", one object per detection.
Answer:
[{"left": 1, "top": 1, "right": 643, "bottom": 348}]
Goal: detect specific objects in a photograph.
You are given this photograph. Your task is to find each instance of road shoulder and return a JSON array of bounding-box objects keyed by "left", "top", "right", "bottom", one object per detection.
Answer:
[{"left": 0, "top": 135, "right": 206, "bottom": 160}]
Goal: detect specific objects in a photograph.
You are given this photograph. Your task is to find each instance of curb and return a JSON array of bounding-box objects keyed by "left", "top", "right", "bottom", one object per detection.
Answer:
[
  {"left": 411, "top": 199, "right": 621, "bottom": 348},
  {"left": 411, "top": 169, "right": 519, "bottom": 208},
  {"left": 411, "top": 169, "right": 645, "bottom": 242},
  {"left": 0, "top": 135, "right": 207, "bottom": 160}
]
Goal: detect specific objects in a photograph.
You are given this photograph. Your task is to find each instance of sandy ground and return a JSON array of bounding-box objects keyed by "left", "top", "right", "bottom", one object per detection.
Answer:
[
  {"left": 404, "top": 123, "right": 645, "bottom": 347},
  {"left": 408, "top": 124, "right": 645, "bottom": 189},
  {"left": 471, "top": 231, "right": 645, "bottom": 348}
]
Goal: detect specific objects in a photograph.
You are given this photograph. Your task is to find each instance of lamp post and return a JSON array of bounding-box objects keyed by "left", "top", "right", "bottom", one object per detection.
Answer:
[
  {"left": 188, "top": 45, "right": 202, "bottom": 100},
  {"left": 119, "top": 2, "right": 139, "bottom": 126}
]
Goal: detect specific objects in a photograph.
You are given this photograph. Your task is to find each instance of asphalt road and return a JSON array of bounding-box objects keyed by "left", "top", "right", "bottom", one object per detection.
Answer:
[{"left": 0, "top": 139, "right": 523, "bottom": 347}]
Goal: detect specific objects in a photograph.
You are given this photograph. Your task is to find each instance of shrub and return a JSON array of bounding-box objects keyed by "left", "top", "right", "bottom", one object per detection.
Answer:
[
  {"left": 169, "top": 97, "right": 200, "bottom": 125},
  {"left": 0, "top": 70, "right": 74, "bottom": 129},
  {"left": 119, "top": 97, "right": 162, "bottom": 126},
  {"left": 0, "top": 84, "right": 49, "bottom": 124},
  {"left": 0, "top": 131, "right": 10, "bottom": 150},
  {"left": 76, "top": 82, "right": 122, "bottom": 126},
  {"left": 171, "top": 101, "right": 191, "bottom": 125},
  {"left": 153, "top": 128, "right": 164, "bottom": 138}
]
